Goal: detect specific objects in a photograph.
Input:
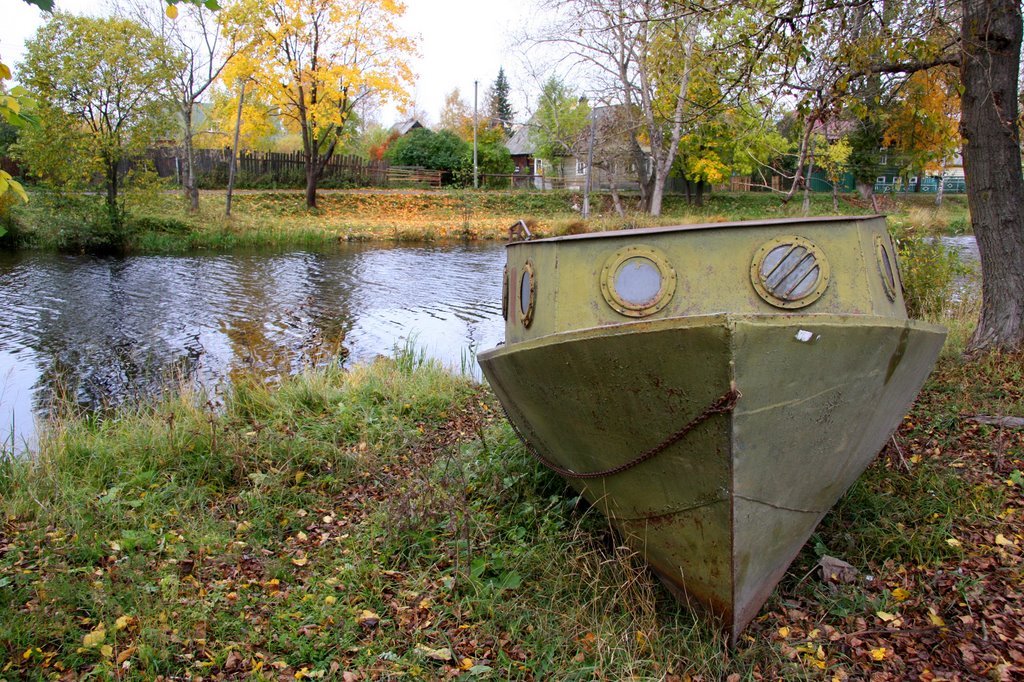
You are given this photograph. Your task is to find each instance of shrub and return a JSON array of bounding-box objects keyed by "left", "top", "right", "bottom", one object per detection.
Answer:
[{"left": 895, "top": 233, "right": 969, "bottom": 320}]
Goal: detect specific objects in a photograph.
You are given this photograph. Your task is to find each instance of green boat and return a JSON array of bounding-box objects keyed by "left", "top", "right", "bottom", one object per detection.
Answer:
[{"left": 477, "top": 215, "right": 946, "bottom": 641}]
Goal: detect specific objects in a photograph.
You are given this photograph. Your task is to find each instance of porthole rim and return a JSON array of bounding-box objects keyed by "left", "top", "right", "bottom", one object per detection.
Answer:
[
  {"left": 749, "top": 235, "right": 831, "bottom": 310},
  {"left": 600, "top": 245, "right": 677, "bottom": 318},
  {"left": 874, "top": 234, "right": 898, "bottom": 302},
  {"left": 520, "top": 260, "right": 536, "bottom": 328}
]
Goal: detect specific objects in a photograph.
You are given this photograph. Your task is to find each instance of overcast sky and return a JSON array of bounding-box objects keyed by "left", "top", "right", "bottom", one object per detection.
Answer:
[{"left": 1, "top": 0, "right": 540, "bottom": 126}]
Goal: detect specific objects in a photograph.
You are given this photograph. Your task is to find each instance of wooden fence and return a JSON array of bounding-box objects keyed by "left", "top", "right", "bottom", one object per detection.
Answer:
[{"left": 152, "top": 148, "right": 386, "bottom": 186}]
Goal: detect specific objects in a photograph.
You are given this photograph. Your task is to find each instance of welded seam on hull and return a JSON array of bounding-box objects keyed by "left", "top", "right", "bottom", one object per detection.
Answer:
[
  {"left": 732, "top": 494, "right": 824, "bottom": 515},
  {"left": 610, "top": 493, "right": 729, "bottom": 524},
  {"left": 735, "top": 378, "right": 871, "bottom": 416}
]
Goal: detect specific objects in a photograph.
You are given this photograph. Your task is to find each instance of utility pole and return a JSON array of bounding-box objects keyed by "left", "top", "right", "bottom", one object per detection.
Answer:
[{"left": 473, "top": 80, "right": 479, "bottom": 189}]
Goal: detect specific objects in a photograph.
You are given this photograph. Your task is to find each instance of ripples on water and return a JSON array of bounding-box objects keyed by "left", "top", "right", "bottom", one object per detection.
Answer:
[{"left": 0, "top": 243, "right": 507, "bottom": 451}]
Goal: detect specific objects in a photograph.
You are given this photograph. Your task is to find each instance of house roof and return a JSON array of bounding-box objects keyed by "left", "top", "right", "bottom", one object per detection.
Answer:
[
  {"left": 506, "top": 124, "right": 534, "bottom": 156},
  {"left": 390, "top": 119, "right": 426, "bottom": 136}
]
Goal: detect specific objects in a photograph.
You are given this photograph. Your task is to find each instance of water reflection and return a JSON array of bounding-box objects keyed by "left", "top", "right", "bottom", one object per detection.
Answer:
[{"left": 0, "top": 243, "right": 506, "bottom": 451}]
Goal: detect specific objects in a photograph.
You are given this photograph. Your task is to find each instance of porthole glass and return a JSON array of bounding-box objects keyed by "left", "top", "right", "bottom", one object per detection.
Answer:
[
  {"left": 875, "top": 235, "right": 897, "bottom": 301},
  {"left": 750, "top": 236, "right": 830, "bottom": 309},
  {"left": 601, "top": 246, "right": 676, "bottom": 317},
  {"left": 520, "top": 260, "right": 535, "bottom": 327},
  {"left": 614, "top": 257, "right": 662, "bottom": 307}
]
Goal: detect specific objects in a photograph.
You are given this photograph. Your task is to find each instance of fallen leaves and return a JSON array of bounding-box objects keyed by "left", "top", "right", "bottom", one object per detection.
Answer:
[
  {"left": 81, "top": 624, "right": 106, "bottom": 648},
  {"left": 356, "top": 610, "right": 380, "bottom": 629}
]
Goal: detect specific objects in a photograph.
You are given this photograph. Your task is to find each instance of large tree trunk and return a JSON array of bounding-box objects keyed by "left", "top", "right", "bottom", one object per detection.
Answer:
[
  {"left": 961, "top": 0, "right": 1024, "bottom": 352},
  {"left": 305, "top": 165, "right": 319, "bottom": 209}
]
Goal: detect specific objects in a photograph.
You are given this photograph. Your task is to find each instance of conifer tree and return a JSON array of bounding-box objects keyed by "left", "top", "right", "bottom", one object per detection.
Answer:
[{"left": 488, "top": 67, "right": 515, "bottom": 138}]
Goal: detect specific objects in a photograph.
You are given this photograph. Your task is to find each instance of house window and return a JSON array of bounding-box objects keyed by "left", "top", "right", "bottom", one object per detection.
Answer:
[
  {"left": 533, "top": 158, "right": 543, "bottom": 175},
  {"left": 876, "top": 176, "right": 887, "bottom": 184},
  {"left": 879, "top": 148, "right": 888, "bottom": 164},
  {"left": 576, "top": 159, "right": 587, "bottom": 176},
  {"left": 909, "top": 176, "right": 917, "bottom": 185}
]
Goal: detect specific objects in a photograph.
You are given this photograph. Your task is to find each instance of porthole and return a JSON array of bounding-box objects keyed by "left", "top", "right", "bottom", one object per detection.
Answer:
[
  {"left": 520, "top": 260, "right": 536, "bottom": 328},
  {"left": 875, "top": 234, "right": 897, "bottom": 301},
  {"left": 600, "top": 246, "right": 676, "bottom": 317},
  {"left": 750, "top": 236, "right": 830, "bottom": 309},
  {"left": 501, "top": 265, "right": 509, "bottom": 320}
]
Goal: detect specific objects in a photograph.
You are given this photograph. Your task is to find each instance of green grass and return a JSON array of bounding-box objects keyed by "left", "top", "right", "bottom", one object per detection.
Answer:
[
  {"left": 4, "top": 185, "right": 972, "bottom": 254},
  {"left": 3, "top": 333, "right": 1018, "bottom": 679}
]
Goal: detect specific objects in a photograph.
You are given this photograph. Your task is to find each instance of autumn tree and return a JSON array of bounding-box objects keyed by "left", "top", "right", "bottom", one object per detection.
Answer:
[
  {"left": 535, "top": 0, "right": 716, "bottom": 215},
  {"left": 528, "top": 77, "right": 590, "bottom": 167},
  {"left": 702, "top": 0, "right": 1023, "bottom": 351},
  {"left": 115, "top": 0, "right": 240, "bottom": 212},
  {"left": 205, "top": 83, "right": 279, "bottom": 150},
  {"left": 439, "top": 88, "right": 474, "bottom": 140},
  {"left": 18, "top": 12, "right": 177, "bottom": 225},
  {"left": 883, "top": 68, "right": 961, "bottom": 199},
  {"left": 223, "top": 0, "right": 416, "bottom": 208}
]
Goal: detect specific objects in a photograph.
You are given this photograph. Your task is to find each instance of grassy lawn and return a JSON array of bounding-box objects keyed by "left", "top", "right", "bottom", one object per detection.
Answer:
[
  {"left": 1, "top": 313, "right": 1021, "bottom": 680},
  {"left": 4, "top": 187, "right": 971, "bottom": 252}
]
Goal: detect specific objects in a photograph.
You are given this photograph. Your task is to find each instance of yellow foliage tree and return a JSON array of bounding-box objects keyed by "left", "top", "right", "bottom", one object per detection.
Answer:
[
  {"left": 439, "top": 88, "right": 474, "bottom": 141},
  {"left": 223, "top": 0, "right": 416, "bottom": 207},
  {"left": 883, "top": 67, "right": 960, "bottom": 188}
]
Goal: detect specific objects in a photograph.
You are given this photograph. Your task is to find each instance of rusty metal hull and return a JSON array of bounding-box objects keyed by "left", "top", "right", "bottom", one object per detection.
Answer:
[{"left": 478, "top": 313, "right": 945, "bottom": 639}]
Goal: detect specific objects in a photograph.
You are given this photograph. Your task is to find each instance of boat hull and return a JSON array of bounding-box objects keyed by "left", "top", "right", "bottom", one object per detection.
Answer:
[{"left": 478, "top": 313, "right": 946, "bottom": 638}]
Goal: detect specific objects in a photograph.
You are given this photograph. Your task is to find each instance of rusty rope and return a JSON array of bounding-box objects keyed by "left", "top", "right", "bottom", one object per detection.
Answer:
[{"left": 503, "top": 387, "right": 741, "bottom": 480}]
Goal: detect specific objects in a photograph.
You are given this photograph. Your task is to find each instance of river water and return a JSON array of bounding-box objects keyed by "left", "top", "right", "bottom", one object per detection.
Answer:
[
  {"left": 0, "top": 243, "right": 507, "bottom": 451},
  {"left": 0, "top": 236, "right": 983, "bottom": 453}
]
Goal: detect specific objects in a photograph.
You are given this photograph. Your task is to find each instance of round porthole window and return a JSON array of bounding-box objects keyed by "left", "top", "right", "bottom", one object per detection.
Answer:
[
  {"left": 520, "top": 260, "right": 536, "bottom": 327},
  {"left": 600, "top": 246, "right": 676, "bottom": 317},
  {"left": 875, "top": 234, "right": 897, "bottom": 301},
  {"left": 750, "top": 236, "right": 830, "bottom": 309},
  {"left": 501, "top": 265, "right": 509, "bottom": 320}
]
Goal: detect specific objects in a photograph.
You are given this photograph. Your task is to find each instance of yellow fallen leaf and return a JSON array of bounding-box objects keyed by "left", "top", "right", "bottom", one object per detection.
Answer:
[
  {"left": 995, "top": 533, "right": 1016, "bottom": 547},
  {"left": 460, "top": 657, "right": 474, "bottom": 670},
  {"left": 892, "top": 587, "right": 910, "bottom": 602},
  {"left": 875, "top": 610, "right": 898, "bottom": 622},
  {"left": 114, "top": 615, "right": 132, "bottom": 631},
  {"left": 357, "top": 610, "right": 380, "bottom": 628},
  {"left": 928, "top": 608, "right": 946, "bottom": 627},
  {"left": 292, "top": 556, "right": 309, "bottom": 567},
  {"left": 414, "top": 644, "right": 453, "bottom": 661},
  {"left": 324, "top": 595, "right": 337, "bottom": 605},
  {"left": 100, "top": 644, "right": 113, "bottom": 658},
  {"left": 778, "top": 626, "right": 791, "bottom": 638},
  {"left": 870, "top": 647, "right": 887, "bottom": 661},
  {"left": 945, "top": 538, "right": 962, "bottom": 548},
  {"left": 82, "top": 625, "right": 106, "bottom": 648}
]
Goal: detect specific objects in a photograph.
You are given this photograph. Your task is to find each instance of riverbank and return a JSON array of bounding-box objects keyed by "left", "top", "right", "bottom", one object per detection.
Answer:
[
  {"left": 2, "top": 328, "right": 1021, "bottom": 680},
  {"left": 3, "top": 188, "right": 971, "bottom": 252}
]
